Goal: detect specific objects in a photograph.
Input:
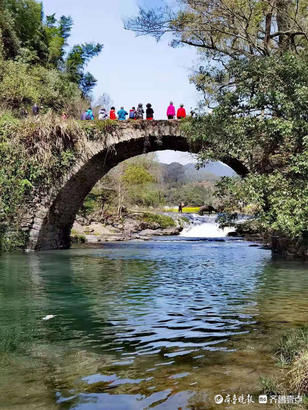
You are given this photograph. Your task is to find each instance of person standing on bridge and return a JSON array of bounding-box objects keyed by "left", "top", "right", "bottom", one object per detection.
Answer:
[
  {"left": 117, "top": 107, "right": 128, "bottom": 121},
  {"left": 110, "top": 107, "right": 117, "bottom": 120},
  {"left": 177, "top": 104, "right": 186, "bottom": 119},
  {"left": 98, "top": 107, "right": 108, "bottom": 120},
  {"left": 136, "top": 103, "right": 144, "bottom": 120},
  {"left": 167, "top": 102, "right": 175, "bottom": 119},
  {"left": 146, "top": 103, "right": 154, "bottom": 120},
  {"left": 85, "top": 107, "right": 94, "bottom": 120},
  {"left": 32, "top": 103, "right": 40, "bottom": 116},
  {"left": 129, "top": 107, "right": 137, "bottom": 120}
]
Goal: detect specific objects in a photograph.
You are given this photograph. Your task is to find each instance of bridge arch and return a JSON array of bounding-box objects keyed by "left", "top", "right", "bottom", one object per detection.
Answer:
[{"left": 26, "top": 121, "right": 249, "bottom": 250}]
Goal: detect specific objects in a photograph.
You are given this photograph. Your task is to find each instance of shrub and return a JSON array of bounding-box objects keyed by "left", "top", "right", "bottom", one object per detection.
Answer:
[{"left": 141, "top": 212, "right": 176, "bottom": 228}]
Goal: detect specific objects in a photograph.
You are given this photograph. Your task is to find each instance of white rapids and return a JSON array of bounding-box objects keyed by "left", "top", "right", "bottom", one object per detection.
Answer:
[{"left": 180, "top": 214, "right": 236, "bottom": 238}]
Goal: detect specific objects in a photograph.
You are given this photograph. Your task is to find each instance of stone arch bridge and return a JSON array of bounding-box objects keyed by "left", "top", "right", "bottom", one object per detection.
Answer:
[{"left": 23, "top": 121, "right": 249, "bottom": 250}]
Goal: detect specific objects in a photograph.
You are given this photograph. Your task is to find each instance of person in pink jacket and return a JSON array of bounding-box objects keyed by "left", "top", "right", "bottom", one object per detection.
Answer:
[{"left": 167, "top": 102, "right": 176, "bottom": 119}]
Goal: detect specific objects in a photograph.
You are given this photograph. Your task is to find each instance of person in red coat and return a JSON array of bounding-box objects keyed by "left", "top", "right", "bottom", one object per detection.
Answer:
[
  {"left": 110, "top": 107, "right": 117, "bottom": 120},
  {"left": 177, "top": 104, "right": 186, "bottom": 119}
]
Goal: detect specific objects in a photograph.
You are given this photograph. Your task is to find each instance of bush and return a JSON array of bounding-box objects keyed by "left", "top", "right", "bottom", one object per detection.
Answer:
[
  {"left": 0, "top": 59, "right": 82, "bottom": 112},
  {"left": 0, "top": 112, "right": 89, "bottom": 249},
  {"left": 141, "top": 212, "right": 176, "bottom": 229}
]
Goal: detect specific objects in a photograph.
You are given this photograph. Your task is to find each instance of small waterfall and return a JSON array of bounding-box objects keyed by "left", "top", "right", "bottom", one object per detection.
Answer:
[{"left": 180, "top": 214, "right": 235, "bottom": 238}]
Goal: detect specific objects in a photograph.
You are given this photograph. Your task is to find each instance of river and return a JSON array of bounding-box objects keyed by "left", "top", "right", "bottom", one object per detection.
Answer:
[{"left": 0, "top": 226, "right": 307, "bottom": 409}]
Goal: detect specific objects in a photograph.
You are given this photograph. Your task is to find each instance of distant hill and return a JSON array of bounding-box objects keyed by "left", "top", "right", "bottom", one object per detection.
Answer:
[{"left": 160, "top": 161, "right": 235, "bottom": 184}]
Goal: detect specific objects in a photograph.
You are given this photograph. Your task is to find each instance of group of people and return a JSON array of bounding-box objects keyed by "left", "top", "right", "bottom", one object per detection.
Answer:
[
  {"left": 80, "top": 102, "right": 187, "bottom": 121},
  {"left": 20, "top": 103, "right": 69, "bottom": 119},
  {"left": 19, "top": 103, "right": 41, "bottom": 118},
  {"left": 166, "top": 102, "right": 186, "bottom": 120},
  {"left": 20, "top": 102, "right": 189, "bottom": 122}
]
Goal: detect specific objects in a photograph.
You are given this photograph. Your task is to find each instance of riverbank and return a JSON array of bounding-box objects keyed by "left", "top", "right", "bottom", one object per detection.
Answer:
[
  {"left": 259, "top": 328, "right": 308, "bottom": 406},
  {"left": 71, "top": 211, "right": 308, "bottom": 260},
  {"left": 71, "top": 211, "right": 187, "bottom": 244}
]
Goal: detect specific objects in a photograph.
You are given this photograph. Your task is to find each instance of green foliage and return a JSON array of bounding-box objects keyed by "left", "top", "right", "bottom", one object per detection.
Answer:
[
  {"left": 45, "top": 14, "right": 73, "bottom": 66},
  {"left": 80, "top": 193, "right": 99, "bottom": 217},
  {"left": 260, "top": 328, "right": 308, "bottom": 399},
  {"left": 216, "top": 171, "right": 308, "bottom": 239},
  {"left": 82, "top": 153, "right": 217, "bottom": 221},
  {"left": 132, "top": 186, "right": 165, "bottom": 208},
  {"left": 0, "top": 5, "right": 19, "bottom": 58},
  {"left": 0, "top": 59, "right": 82, "bottom": 110},
  {"left": 0, "top": 112, "right": 89, "bottom": 249},
  {"left": 65, "top": 43, "right": 103, "bottom": 96},
  {"left": 183, "top": 53, "right": 308, "bottom": 240},
  {"left": 79, "top": 119, "right": 119, "bottom": 142},
  {"left": 71, "top": 231, "right": 86, "bottom": 244},
  {"left": 259, "top": 376, "right": 280, "bottom": 396},
  {"left": 141, "top": 212, "right": 176, "bottom": 229},
  {"left": 122, "top": 165, "right": 156, "bottom": 185},
  {"left": 164, "top": 183, "right": 214, "bottom": 207},
  {"left": 0, "top": 0, "right": 102, "bottom": 108},
  {"left": 126, "top": 0, "right": 308, "bottom": 59}
]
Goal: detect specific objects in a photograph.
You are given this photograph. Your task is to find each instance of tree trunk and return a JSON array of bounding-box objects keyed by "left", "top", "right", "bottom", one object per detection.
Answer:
[{"left": 276, "top": 0, "right": 291, "bottom": 50}]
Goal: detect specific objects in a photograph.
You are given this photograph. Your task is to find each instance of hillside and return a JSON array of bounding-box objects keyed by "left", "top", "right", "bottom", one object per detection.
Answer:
[{"left": 160, "top": 161, "right": 235, "bottom": 184}]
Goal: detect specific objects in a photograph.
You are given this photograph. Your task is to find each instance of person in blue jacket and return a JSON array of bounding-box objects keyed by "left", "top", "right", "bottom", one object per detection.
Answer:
[
  {"left": 117, "top": 107, "right": 128, "bottom": 121},
  {"left": 85, "top": 107, "right": 94, "bottom": 120}
]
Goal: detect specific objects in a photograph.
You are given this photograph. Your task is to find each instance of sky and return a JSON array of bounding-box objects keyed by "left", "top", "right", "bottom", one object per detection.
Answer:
[{"left": 42, "top": 0, "right": 201, "bottom": 164}]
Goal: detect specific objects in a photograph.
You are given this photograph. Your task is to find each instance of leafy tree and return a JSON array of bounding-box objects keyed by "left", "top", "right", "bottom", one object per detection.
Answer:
[
  {"left": 164, "top": 183, "right": 215, "bottom": 207},
  {"left": 45, "top": 14, "right": 73, "bottom": 67},
  {"left": 4, "top": 0, "right": 49, "bottom": 63},
  {"left": 0, "top": 1, "right": 20, "bottom": 58},
  {"left": 126, "top": 0, "right": 308, "bottom": 59},
  {"left": 65, "top": 43, "right": 103, "bottom": 97},
  {"left": 0, "top": 0, "right": 103, "bottom": 110},
  {"left": 122, "top": 165, "right": 156, "bottom": 186},
  {"left": 127, "top": 1, "right": 308, "bottom": 247},
  {"left": 184, "top": 53, "right": 308, "bottom": 239}
]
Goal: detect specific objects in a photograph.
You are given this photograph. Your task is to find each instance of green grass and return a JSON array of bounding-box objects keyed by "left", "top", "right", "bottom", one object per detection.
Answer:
[
  {"left": 70, "top": 231, "right": 86, "bottom": 243},
  {"left": 259, "top": 376, "right": 280, "bottom": 396},
  {"left": 141, "top": 212, "right": 176, "bottom": 228},
  {"left": 276, "top": 328, "right": 308, "bottom": 365},
  {"left": 259, "top": 328, "right": 308, "bottom": 401}
]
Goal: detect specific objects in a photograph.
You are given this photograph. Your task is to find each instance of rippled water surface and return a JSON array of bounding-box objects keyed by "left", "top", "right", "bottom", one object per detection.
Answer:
[{"left": 0, "top": 240, "right": 307, "bottom": 409}]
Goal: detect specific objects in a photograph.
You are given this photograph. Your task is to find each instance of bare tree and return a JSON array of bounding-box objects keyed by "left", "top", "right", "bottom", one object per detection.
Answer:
[{"left": 94, "top": 92, "right": 113, "bottom": 111}]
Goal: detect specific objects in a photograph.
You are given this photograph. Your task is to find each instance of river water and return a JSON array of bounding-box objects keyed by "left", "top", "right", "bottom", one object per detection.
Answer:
[{"left": 0, "top": 236, "right": 307, "bottom": 409}]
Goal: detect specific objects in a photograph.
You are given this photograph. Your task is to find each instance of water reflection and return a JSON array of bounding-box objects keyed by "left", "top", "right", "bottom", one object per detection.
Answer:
[{"left": 0, "top": 241, "right": 306, "bottom": 409}]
